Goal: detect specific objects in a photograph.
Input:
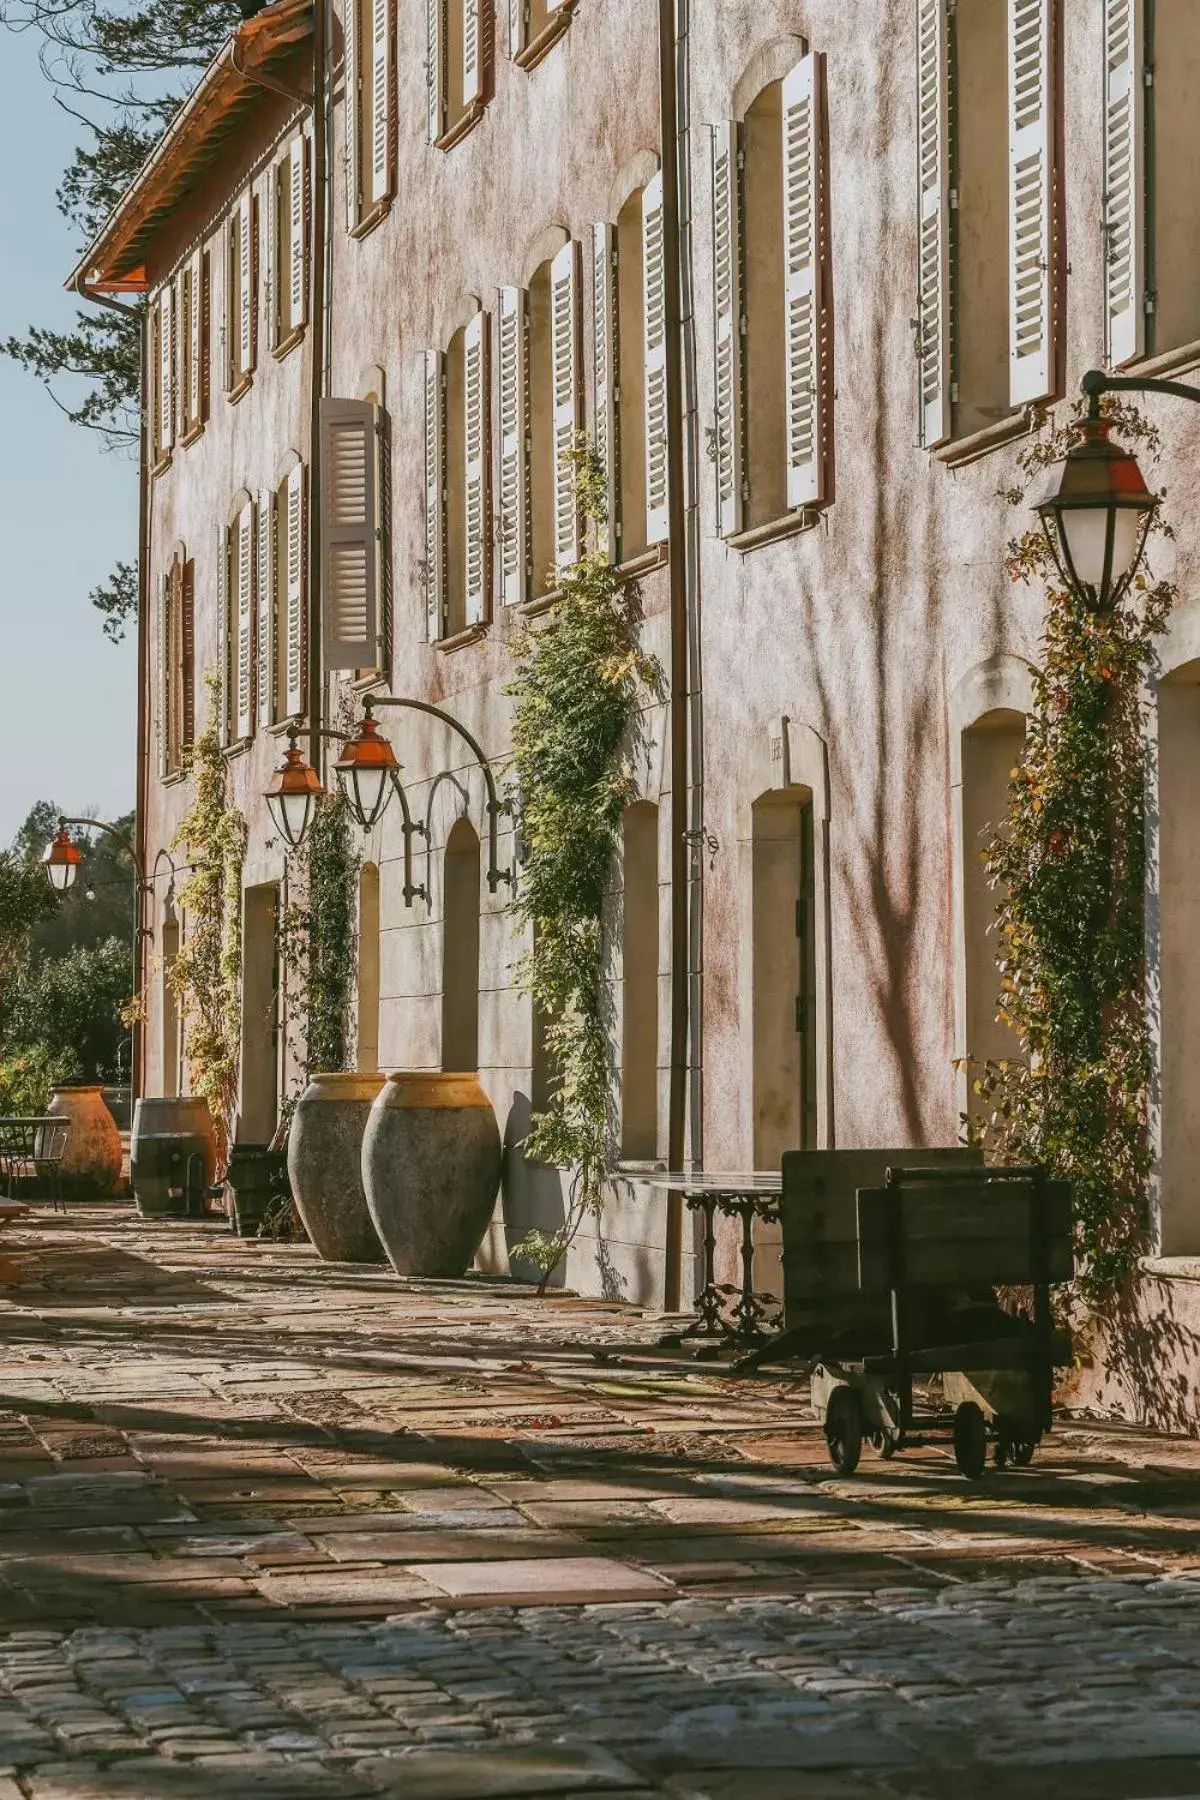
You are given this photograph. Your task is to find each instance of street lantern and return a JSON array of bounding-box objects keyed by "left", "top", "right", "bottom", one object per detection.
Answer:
[
  {"left": 42, "top": 821, "right": 84, "bottom": 893},
  {"left": 333, "top": 709, "right": 399, "bottom": 830},
  {"left": 1035, "top": 409, "right": 1158, "bottom": 612},
  {"left": 264, "top": 731, "right": 325, "bottom": 849}
]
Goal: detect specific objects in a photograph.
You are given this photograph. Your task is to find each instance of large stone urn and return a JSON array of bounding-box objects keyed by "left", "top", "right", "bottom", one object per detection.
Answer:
[
  {"left": 48, "top": 1085, "right": 123, "bottom": 1197},
  {"left": 288, "top": 1072, "right": 387, "bottom": 1263},
  {"left": 362, "top": 1072, "right": 502, "bottom": 1277}
]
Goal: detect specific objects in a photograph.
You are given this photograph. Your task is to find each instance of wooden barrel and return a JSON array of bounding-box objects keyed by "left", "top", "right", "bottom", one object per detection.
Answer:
[{"left": 130, "top": 1098, "right": 216, "bottom": 1217}]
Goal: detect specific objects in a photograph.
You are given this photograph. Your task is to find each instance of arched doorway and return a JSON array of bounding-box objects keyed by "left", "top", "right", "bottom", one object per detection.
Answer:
[
  {"left": 752, "top": 790, "right": 817, "bottom": 1169},
  {"left": 161, "top": 915, "right": 180, "bottom": 1099},
  {"left": 442, "top": 819, "right": 481, "bottom": 1072},
  {"left": 357, "top": 862, "right": 380, "bottom": 1074},
  {"left": 621, "top": 801, "right": 659, "bottom": 1159}
]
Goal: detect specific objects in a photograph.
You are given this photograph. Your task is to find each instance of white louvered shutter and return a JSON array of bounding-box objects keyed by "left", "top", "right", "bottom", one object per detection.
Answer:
[
  {"left": 157, "top": 571, "right": 169, "bottom": 777},
  {"left": 427, "top": 0, "right": 445, "bottom": 142},
  {"left": 187, "top": 255, "right": 202, "bottom": 428},
  {"left": 344, "top": 0, "right": 361, "bottom": 226},
  {"left": 1104, "top": 0, "right": 1144, "bottom": 367},
  {"left": 238, "top": 192, "right": 253, "bottom": 378},
  {"left": 288, "top": 137, "right": 308, "bottom": 332},
  {"left": 219, "top": 223, "right": 231, "bottom": 394},
  {"left": 498, "top": 285, "right": 529, "bottom": 605},
  {"left": 257, "top": 487, "right": 274, "bottom": 729},
  {"left": 463, "top": 0, "right": 482, "bottom": 106},
  {"left": 321, "top": 398, "right": 380, "bottom": 668},
  {"left": 216, "top": 523, "right": 230, "bottom": 744},
  {"left": 264, "top": 160, "right": 278, "bottom": 353},
  {"left": 592, "top": 220, "right": 619, "bottom": 562},
  {"left": 464, "top": 312, "right": 490, "bottom": 625},
  {"left": 782, "top": 54, "right": 826, "bottom": 509},
  {"left": 369, "top": 0, "right": 390, "bottom": 206},
  {"left": 424, "top": 348, "right": 446, "bottom": 640},
  {"left": 284, "top": 465, "right": 306, "bottom": 717},
  {"left": 642, "top": 175, "right": 669, "bottom": 545},
  {"left": 236, "top": 501, "right": 254, "bottom": 740},
  {"left": 551, "top": 239, "right": 582, "bottom": 576},
  {"left": 917, "top": 0, "right": 952, "bottom": 447},
  {"left": 711, "top": 121, "right": 744, "bottom": 535},
  {"left": 158, "top": 292, "right": 175, "bottom": 456},
  {"left": 507, "top": 0, "right": 524, "bottom": 56},
  {"left": 1009, "top": 0, "right": 1055, "bottom": 406}
]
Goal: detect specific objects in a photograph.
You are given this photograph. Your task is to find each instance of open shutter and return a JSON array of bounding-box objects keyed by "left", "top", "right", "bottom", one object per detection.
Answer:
[
  {"left": 498, "top": 285, "right": 529, "bottom": 605},
  {"left": 238, "top": 192, "right": 253, "bottom": 378},
  {"left": 164, "top": 283, "right": 177, "bottom": 453},
  {"left": 424, "top": 349, "right": 446, "bottom": 640},
  {"left": 219, "top": 224, "right": 232, "bottom": 394},
  {"left": 199, "top": 252, "right": 211, "bottom": 418},
  {"left": 168, "top": 559, "right": 183, "bottom": 767},
  {"left": 187, "top": 255, "right": 202, "bottom": 429},
  {"left": 464, "top": 0, "right": 484, "bottom": 105},
  {"left": 1104, "top": 0, "right": 1144, "bottom": 367},
  {"left": 369, "top": 0, "right": 391, "bottom": 206},
  {"left": 642, "top": 175, "right": 669, "bottom": 545},
  {"left": 216, "top": 524, "right": 230, "bottom": 745},
  {"left": 507, "top": 0, "right": 524, "bottom": 56},
  {"left": 321, "top": 397, "right": 379, "bottom": 669},
  {"left": 181, "top": 559, "right": 195, "bottom": 752},
  {"left": 156, "top": 571, "right": 169, "bottom": 777},
  {"left": 782, "top": 54, "right": 826, "bottom": 509},
  {"left": 427, "top": 0, "right": 445, "bottom": 142},
  {"left": 551, "top": 238, "right": 582, "bottom": 576},
  {"left": 464, "top": 311, "right": 490, "bottom": 625},
  {"left": 344, "top": 0, "right": 361, "bottom": 226},
  {"left": 235, "top": 502, "right": 254, "bottom": 741},
  {"left": 917, "top": 0, "right": 952, "bottom": 446},
  {"left": 592, "top": 220, "right": 619, "bottom": 562},
  {"left": 1009, "top": 0, "right": 1055, "bottom": 406},
  {"left": 284, "top": 465, "right": 306, "bottom": 717},
  {"left": 711, "top": 122, "right": 744, "bottom": 535},
  {"left": 264, "top": 161, "right": 278, "bottom": 353},
  {"left": 289, "top": 136, "right": 308, "bottom": 333},
  {"left": 257, "top": 487, "right": 275, "bottom": 728}
]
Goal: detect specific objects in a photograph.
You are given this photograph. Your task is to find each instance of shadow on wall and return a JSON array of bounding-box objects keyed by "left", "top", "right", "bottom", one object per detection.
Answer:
[
  {"left": 501, "top": 1090, "right": 570, "bottom": 1288},
  {"left": 1069, "top": 1274, "right": 1200, "bottom": 1437}
]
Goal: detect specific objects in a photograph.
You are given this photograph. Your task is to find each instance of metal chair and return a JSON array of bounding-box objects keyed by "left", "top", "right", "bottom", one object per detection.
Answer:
[{"left": 0, "top": 1118, "right": 70, "bottom": 1209}]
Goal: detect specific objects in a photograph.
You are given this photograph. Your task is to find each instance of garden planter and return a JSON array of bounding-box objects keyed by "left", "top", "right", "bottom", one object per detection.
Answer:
[
  {"left": 288, "top": 1072, "right": 387, "bottom": 1263},
  {"left": 48, "top": 1085, "right": 123, "bottom": 1197},
  {"left": 226, "top": 1143, "right": 291, "bottom": 1238},
  {"left": 361, "top": 1071, "right": 502, "bottom": 1277},
  {"left": 130, "top": 1098, "right": 216, "bottom": 1217}
]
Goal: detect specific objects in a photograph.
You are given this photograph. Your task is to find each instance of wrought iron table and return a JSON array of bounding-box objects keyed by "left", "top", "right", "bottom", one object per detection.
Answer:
[{"left": 656, "top": 1172, "right": 783, "bottom": 1348}]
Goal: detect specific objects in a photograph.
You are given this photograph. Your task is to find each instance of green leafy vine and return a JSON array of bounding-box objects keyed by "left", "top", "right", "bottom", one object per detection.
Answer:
[{"left": 278, "top": 788, "right": 359, "bottom": 1080}]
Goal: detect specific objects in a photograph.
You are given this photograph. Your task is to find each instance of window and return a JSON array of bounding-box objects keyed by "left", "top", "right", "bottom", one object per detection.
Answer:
[
  {"left": 428, "top": 0, "right": 488, "bottom": 144},
  {"left": 508, "top": 0, "right": 574, "bottom": 65},
  {"left": 223, "top": 191, "right": 258, "bottom": 394},
  {"left": 151, "top": 283, "right": 176, "bottom": 467},
  {"left": 592, "top": 174, "right": 668, "bottom": 565},
  {"left": 157, "top": 552, "right": 194, "bottom": 778},
  {"left": 179, "top": 251, "right": 209, "bottom": 439},
  {"left": 917, "top": 0, "right": 1057, "bottom": 446},
  {"left": 499, "top": 240, "right": 581, "bottom": 604},
  {"left": 319, "top": 398, "right": 383, "bottom": 671},
  {"left": 426, "top": 310, "right": 491, "bottom": 640},
  {"left": 713, "top": 50, "right": 831, "bottom": 535},
  {"left": 255, "top": 460, "right": 308, "bottom": 728},
  {"left": 344, "top": 0, "right": 393, "bottom": 228},
  {"left": 266, "top": 136, "right": 309, "bottom": 354},
  {"left": 218, "top": 497, "right": 257, "bottom": 746}
]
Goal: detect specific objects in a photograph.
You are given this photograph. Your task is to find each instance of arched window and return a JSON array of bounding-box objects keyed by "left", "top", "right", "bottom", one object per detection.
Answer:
[
  {"left": 442, "top": 819, "right": 481, "bottom": 1072},
  {"left": 960, "top": 708, "right": 1026, "bottom": 1120},
  {"left": 428, "top": 0, "right": 489, "bottom": 146},
  {"left": 620, "top": 802, "right": 659, "bottom": 1159},
  {"left": 592, "top": 174, "right": 668, "bottom": 565},
  {"left": 357, "top": 862, "right": 381, "bottom": 1074},
  {"left": 156, "top": 549, "right": 194, "bottom": 779},
  {"left": 426, "top": 310, "right": 490, "bottom": 640},
  {"left": 344, "top": 0, "right": 394, "bottom": 229}
]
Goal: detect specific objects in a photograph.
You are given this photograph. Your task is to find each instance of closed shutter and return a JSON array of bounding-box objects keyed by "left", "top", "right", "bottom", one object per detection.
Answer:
[
  {"left": 321, "top": 397, "right": 380, "bottom": 668},
  {"left": 463, "top": 0, "right": 483, "bottom": 105},
  {"left": 216, "top": 523, "right": 230, "bottom": 745},
  {"left": 592, "top": 220, "right": 619, "bottom": 562},
  {"left": 199, "top": 252, "right": 211, "bottom": 419},
  {"left": 642, "top": 175, "right": 669, "bottom": 545},
  {"left": 187, "top": 254, "right": 202, "bottom": 429},
  {"left": 219, "top": 222, "right": 232, "bottom": 394},
  {"left": 464, "top": 311, "right": 490, "bottom": 625},
  {"left": 507, "top": 0, "right": 524, "bottom": 56},
  {"left": 238, "top": 193, "right": 253, "bottom": 378},
  {"left": 551, "top": 238, "right": 582, "bottom": 575},
  {"left": 782, "top": 54, "right": 826, "bottom": 509},
  {"left": 1009, "top": 0, "right": 1055, "bottom": 406},
  {"left": 497, "top": 285, "right": 529, "bottom": 605},
  {"left": 181, "top": 558, "right": 195, "bottom": 752},
  {"left": 427, "top": 0, "right": 445, "bottom": 142},
  {"left": 168, "top": 559, "right": 183, "bottom": 768},
  {"left": 917, "top": 0, "right": 952, "bottom": 447},
  {"left": 288, "top": 136, "right": 308, "bottom": 333},
  {"left": 424, "top": 348, "right": 446, "bottom": 640},
  {"left": 264, "top": 159, "right": 278, "bottom": 353},
  {"left": 345, "top": 0, "right": 361, "bottom": 226},
  {"left": 1104, "top": 0, "right": 1144, "bottom": 367},
  {"left": 257, "top": 487, "right": 275, "bottom": 728},
  {"left": 284, "top": 464, "right": 306, "bottom": 717},
  {"left": 711, "top": 121, "right": 744, "bottom": 535},
  {"left": 236, "top": 501, "right": 254, "bottom": 741},
  {"left": 369, "top": 0, "right": 391, "bottom": 206},
  {"left": 164, "top": 283, "right": 177, "bottom": 453},
  {"left": 156, "top": 570, "right": 169, "bottom": 777}
]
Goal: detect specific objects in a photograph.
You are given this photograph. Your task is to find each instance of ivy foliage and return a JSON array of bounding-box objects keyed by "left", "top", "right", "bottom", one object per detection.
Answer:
[
  {"left": 505, "top": 441, "right": 661, "bottom": 1286},
  {"left": 166, "top": 679, "right": 246, "bottom": 1169},
  {"left": 968, "top": 401, "right": 1175, "bottom": 1305},
  {"left": 278, "top": 791, "right": 360, "bottom": 1080}
]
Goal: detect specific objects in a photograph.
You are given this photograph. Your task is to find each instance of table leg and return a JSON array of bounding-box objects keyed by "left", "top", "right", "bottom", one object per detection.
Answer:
[{"left": 679, "top": 1195, "right": 726, "bottom": 1338}]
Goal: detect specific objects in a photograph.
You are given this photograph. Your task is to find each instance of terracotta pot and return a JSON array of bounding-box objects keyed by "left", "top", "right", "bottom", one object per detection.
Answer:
[
  {"left": 130, "top": 1097, "right": 217, "bottom": 1217},
  {"left": 288, "top": 1072, "right": 387, "bottom": 1263},
  {"left": 362, "top": 1071, "right": 502, "bottom": 1277},
  {"left": 48, "top": 1085, "right": 123, "bottom": 1197}
]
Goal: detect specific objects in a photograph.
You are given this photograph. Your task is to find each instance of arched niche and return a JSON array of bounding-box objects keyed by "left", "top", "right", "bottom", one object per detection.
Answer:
[{"left": 442, "top": 818, "right": 481, "bottom": 1072}]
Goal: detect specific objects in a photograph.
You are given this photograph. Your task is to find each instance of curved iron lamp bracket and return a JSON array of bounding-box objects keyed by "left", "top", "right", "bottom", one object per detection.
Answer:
[
  {"left": 310, "top": 728, "right": 428, "bottom": 907},
  {"left": 1081, "top": 366, "right": 1200, "bottom": 418},
  {"left": 59, "top": 815, "right": 154, "bottom": 943}
]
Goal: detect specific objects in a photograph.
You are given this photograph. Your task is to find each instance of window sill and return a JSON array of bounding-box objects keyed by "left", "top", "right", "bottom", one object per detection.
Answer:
[
  {"left": 180, "top": 421, "right": 204, "bottom": 449},
  {"left": 272, "top": 326, "right": 305, "bottom": 362},
  {"left": 513, "top": 1, "right": 576, "bottom": 69},
  {"left": 1120, "top": 337, "right": 1200, "bottom": 381},
  {"left": 1139, "top": 1255, "right": 1200, "bottom": 1283},
  {"left": 518, "top": 588, "right": 560, "bottom": 619},
  {"left": 613, "top": 1160, "right": 668, "bottom": 1178},
  {"left": 435, "top": 623, "right": 488, "bottom": 654},
  {"left": 348, "top": 198, "right": 391, "bottom": 242},
  {"left": 221, "top": 738, "right": 253, "bottom": 761},
  {"left": 227, "top": 373, "right": 254, "bottom": 406},
  {"left": 616, "top": 542, "right": 668, "bottom": 581},
  {"left": 435, "top": 101, "right": 485, "bottom": 151},
  {"left": 726, "top": 508, "right": 820, "bottom": 554},
  {"left": 268, "top": 716, "right": 307, "bottom": 737},
  {"left": 160, "top": 768, "right": 189, "bottom": 788},
  {"left": 152, "top": 453, "right": 172, "bottom": 479},
  {"left": 933, "top": 407, "right": 1037, "bottom": 469},
  {"left": 349, "top": 670, "right": 388, "bottom": 692}
]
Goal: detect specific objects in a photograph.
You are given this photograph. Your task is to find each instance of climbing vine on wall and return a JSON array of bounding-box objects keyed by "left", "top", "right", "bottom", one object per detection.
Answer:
[
  {"left": 167, "top": 677, "right": 246, "bottom": 1171},
  {"left": 278, "top": 789, "right": 359, "bottom": 1080},
  {"left": 505, "top": 441, "right": 661, "bottom": 1287},
  {"left": 966, "top": 400, "right": 1176, "bottom": 1305}
]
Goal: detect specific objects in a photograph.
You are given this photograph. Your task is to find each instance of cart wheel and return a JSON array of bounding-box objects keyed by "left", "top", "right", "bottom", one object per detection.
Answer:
[
  {"left": 825, "top": 1387, "right": 863, "bottom": 1475},
  {"left": 876, "top": 1430, "right": 901, "bottom": 1459},
  {"left": 953, "top": 1402, "right": 988, "bottom": 1480}
]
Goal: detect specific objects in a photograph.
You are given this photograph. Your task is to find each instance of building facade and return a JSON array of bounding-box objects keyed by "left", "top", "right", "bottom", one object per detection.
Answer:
[{"left": 72, "top": 0, "right": 1200, "bottom": 1396}]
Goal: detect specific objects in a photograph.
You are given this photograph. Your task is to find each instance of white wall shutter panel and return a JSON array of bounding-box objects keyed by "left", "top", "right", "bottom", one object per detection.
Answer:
[
  {"left": 289, "top": 137, "right": 308, "bottom": 332},
  {"left": 711, "top": 121, "right": 744, "bottom": 535},
  {"left": 264, "top": 161, "right": 278, "bottom": 353},
  {"left": 257, "top": 487, "right": 274, "bottom": 728},
  {"left": 424, "top": 348, "right": 446, "bottom": 640},
  {"left": 550, "top": 238, "right": 582, "bottom": 576},
  {"left": 463, "top": 0, "right": 482, "bottom": 106},
  {"left": 368, "top": 0, "right": 390, "bottom": 206},
  {"left": 321, "top": 397, "right": 380, "bottom": 668},
  {"left": 592, "top": 220, "right": 619, "bottom": 562},
  {"left": 642, "top": 174, "right": 669, "bottom": 545},
  {"left": 219, "top": 224, "right": 231, "bottom": 394},
  {"left": 1104, "top": 0, "right": 1144, "bottom": 367},
  {"left": 463, "top": 312, "right": 490, "bottom": 624},
  {"left": 497, "top": 285, "right": 529, "bottom": 605},
  {"left": 1008, "top": 0, "right": 1055, "bottom": 406},
  {"left": 216, "top": 524, "right": 230, "bottom": 745},
  {"left": 187, "top": 255, "right": 202, "bottom": 428},
  {"left": 284, "top": 465, "right": 306, "bottom": 717},
  {"left": 917, "top": 0, "right": 952, "bottom": 447},
  {"left": 344, "top": 0, "right": 361, "bottom": 226},
  {"left": 236, "top": 502, "right": 254, "bottom": 741},
  {"left": 782, "top": 54, "right": 826, "bottom": 509},
  {"left": 164, "top": 283, "right": 177, "bottom": 451},
  {"left": 156, "top": 571, "right": 169, "bottom": 777},
  {"left": 507, "top": 0, "right": 524, "bottom": 57},
  {"left": 238, "top": 192, "right": 253, "bottom": 377},
  {"left": 427, "top": 0, "right": 445, "bottom": 143}
]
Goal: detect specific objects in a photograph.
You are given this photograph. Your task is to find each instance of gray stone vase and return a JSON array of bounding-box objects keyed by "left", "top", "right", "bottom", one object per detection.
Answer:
[
  {"left": 361, "top": 1071, "right": 502, "bottom": 1277},
  {"left": 287, "top": 1072, "right": 387, "bottom": 1263}
]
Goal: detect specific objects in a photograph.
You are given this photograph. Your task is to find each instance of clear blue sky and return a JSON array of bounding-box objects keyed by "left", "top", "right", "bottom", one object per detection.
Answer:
[{"left": 0, "top": 28, "right": 137, "bottom": 847}]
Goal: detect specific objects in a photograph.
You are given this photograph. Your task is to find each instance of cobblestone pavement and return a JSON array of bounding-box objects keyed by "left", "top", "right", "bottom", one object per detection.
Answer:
[{"left": 0, "top": 1209, "right": 1198, "bottom": 1798}]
